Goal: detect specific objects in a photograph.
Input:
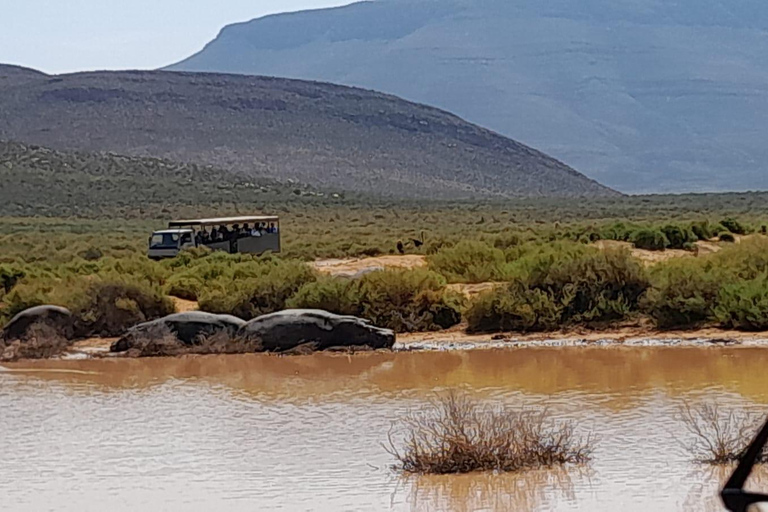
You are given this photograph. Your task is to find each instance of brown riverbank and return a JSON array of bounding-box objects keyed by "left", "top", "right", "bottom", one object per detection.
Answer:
[{"left": 24, "top": 324, "right": 767, "bottom": 362}]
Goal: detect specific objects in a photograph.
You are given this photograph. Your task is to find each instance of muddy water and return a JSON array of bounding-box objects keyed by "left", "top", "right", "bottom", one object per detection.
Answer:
[{"left": 3, "top": 347, "right": 768, "bottom": 511}]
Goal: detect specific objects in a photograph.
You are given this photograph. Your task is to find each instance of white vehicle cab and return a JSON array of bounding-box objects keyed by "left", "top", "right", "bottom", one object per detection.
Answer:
[{"left": 147, "top": 216, "right": 280, "bottom": 260}]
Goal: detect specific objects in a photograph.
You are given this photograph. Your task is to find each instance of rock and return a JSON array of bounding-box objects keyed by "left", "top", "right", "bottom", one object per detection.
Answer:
[
  {"left": 237, "top": 309, "right": 396, "bottom": 353},
  {"left": 111, "top": 311, "right": 246, "bottom": 353},
  {"left": 1, "top": 305, "right": 74, "bottom": 343}
]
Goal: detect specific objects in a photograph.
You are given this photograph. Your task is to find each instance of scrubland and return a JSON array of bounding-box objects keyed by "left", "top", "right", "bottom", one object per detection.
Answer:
[{"left": 3, "top": 195, "right": 768, "bottom": 340}]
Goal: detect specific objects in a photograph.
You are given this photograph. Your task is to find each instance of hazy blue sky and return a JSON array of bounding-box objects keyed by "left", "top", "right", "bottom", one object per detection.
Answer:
[{"left": 1, "top": 0, "right": 352, "bottom": 74}]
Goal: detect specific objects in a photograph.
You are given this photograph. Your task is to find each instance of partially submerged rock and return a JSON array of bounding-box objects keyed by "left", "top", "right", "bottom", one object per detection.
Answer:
[
  {"left": 111, "top": 311, "right": 246, "bottom": 353},
  {"left": 237, "top": 309, "right": 396, "bottom": 353},
  {"left": 1, "top": 305, "right": 74, "bottom": 343}
]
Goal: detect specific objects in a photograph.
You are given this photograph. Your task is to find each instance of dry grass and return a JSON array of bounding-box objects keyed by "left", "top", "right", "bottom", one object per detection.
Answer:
[
  {"left": 0, "top": 324, "right": 72, "bottom": 362},
  {"left": 387, "top": 392, "right": 594, "bottom": 474},
  {"left": 679, "top": 401, "right": 768, "bottom": 465},
  {"left": 116, "top": 326, "right": 263, "bottom": 358}
]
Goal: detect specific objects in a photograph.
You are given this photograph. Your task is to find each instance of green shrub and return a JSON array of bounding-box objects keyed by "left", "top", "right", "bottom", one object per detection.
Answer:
[
  {"left": 0, "top": 264, "right": 25, "bottom": 294},
  {"left": 466, "top": 246, "right": 648, "bottom": 332},
  {"left": 357, "top": 269, "right": 462, "bottom": 332},
  {"left": 466, "top": 283, "right": 561, "bottom": 333},
  {"left": 164, "top": 274, "right": 204, "bottom": 301},
  {"left": 714, "top": 277, "right": 768, "bottom": 331},
  {"left": 97, "top": 256, "right": 169, "bottom": 287},
  {"left": 643, "top": 260, "right": 723, "bottom": 329},
  {"left": 67, "top": 279, "right": 174, "bottom": 337},
  {"left": 720, "top": 218, "right": 748, "bottom": 235},
  {"left": 77, "top": 247, "right": 103, "bottom": 261},
  {"left": 161, "top": 246, "right": 212, "bottom": 269},
  {"left": 717, "top": 238, "right": 768, "bottom": 280},
  {"left": 288, "top": 270, "right": 462, "bottom": 332},
  {"left": 492, "top": 232, "right": 522, "bottom": 250},
  {"left": 691, "top": 221, "right": 716, "bottom": 241},
  {"left": 527, "top": 246, "right": 649, "bottom": 324},
  {"left": 599, "top": 222, "right": 634, "bottom": 242},
  {"left": 287, "top": 276, "right": 361, "bottom": 316},
  {"left": 197, "top": 287, "right": 250, "bottom": 318},
  {"left": 424, "top": 238, "right": 452, "bottom": 255},
  {"left": 661, "top": 224, "right": 697, "bottom": 250},
  {"left": 0, "top": 281, "right": 53, "bottom": 323},
  {"left": 428, "top": 241, "right": 507, "bottom": 283},
  {"left": 199, "top": 261, "right": 317, "bottom": 320},
  {"left": 631, "top": 229, "right": 669, "bottom": 251}
]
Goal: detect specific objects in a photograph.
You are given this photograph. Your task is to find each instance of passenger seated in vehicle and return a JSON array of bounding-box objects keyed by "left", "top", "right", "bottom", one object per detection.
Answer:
[
  {"left": 200, "top": 229, "right": 211, "bottom": 244},
  {"left": 232, "top": 224, "right": 240, "bottom": 238},
  {"left": 268, "top": 223, "right": 278, "bottom": 234},
  {"left": 210, "top": 227, "right": 219, "bottom": 241},
  {"left": 219, "top": 225, "right": 230, "bottom": 240},
  {"left": 241, "top": 224, "right": 251, "bottom": 237},
  {"left": 251, "top": 224, "right": 262, "bottom": 237}
]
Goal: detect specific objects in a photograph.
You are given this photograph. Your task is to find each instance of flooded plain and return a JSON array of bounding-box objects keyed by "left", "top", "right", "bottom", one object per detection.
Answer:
[{"left": 3, "top": 347, "right": 768, "bottom": 511}]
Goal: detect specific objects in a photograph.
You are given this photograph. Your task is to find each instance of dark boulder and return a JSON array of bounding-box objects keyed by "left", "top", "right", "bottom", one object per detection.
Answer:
[
  {"left": 111, "top": 311, "right": 246, "bottom": 353},
  {"left": 237, "top": 309, "right": 396, "bottom": 353},
  {"left": 1, "top": 305, "right": 74, "bottom": 343}
]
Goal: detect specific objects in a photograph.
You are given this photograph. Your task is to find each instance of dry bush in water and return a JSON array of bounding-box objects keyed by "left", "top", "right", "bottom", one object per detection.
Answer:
[
  {"left": 0, "top": 324, "right": 72, "bottom": 362},
  {"left": 387, "top": 392, "right": 594, "bottom": 474},
  {"left": 679, "top": 401, "right": 768, "bottom": 464}
]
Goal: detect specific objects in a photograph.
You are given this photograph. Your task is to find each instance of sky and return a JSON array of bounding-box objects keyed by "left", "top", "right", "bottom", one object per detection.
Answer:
[{"left": 1, "top": 0, "right": 353, "bottom": 74}]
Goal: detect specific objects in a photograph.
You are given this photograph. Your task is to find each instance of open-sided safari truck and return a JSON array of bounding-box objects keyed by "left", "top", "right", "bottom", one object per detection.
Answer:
[{"left": 147, "top": 216, "right": 280, "bottom": 260}]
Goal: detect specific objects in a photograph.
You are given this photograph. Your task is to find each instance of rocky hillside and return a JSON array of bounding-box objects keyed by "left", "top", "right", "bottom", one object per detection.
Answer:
[
  {"left": 168, "top": 0, "right": 768, "bottom": 193},
  {"left": 0, "top": 140, "right": 325, "bottom": 217},
  {"left": 0, "top": 65, "right": 615, "bottom": 199}
]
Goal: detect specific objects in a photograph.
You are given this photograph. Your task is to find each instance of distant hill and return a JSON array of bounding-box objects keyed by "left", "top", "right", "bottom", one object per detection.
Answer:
[
  {"left": 0, "top": 65, "right": 615, "bottom": 199},
  {"left": 168, "top": 0, "right": 768, "bottom": 194},
  {"left": 0, "top": 64, "right": 46, "bottom": 87},
  {"left": 0, "top": 140, "right": 327, "bottom": 217}
]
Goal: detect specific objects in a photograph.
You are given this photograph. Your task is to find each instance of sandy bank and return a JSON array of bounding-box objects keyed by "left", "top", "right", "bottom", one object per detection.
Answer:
[
  {"left": 398, "top": 325, "right": 768, "bottom": 350},
  {"left": 40, "top": 326, "right": 767, "bottom": 362}
]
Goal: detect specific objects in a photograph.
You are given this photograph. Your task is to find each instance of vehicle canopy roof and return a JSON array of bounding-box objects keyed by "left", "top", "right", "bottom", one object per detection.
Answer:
[
  {"left": 168, "top": 216, "right": 279, "bottom": 228},
  {"left": 152, "top": 228, "right": 194, "bottom": 235}
]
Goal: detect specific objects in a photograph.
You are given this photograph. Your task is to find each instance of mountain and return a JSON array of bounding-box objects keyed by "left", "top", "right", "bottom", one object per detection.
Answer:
[
  {"left": 168, "top": 0, "right": 768, "bottom": 194},
  {"left": 0, "top": 65, "right": 615, "bottom": 199}
]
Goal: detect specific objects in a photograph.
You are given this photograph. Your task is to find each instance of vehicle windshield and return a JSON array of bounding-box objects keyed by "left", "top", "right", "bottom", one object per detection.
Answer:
[{"left": 150, "top": 233, "right": 180, "bottom": 248}]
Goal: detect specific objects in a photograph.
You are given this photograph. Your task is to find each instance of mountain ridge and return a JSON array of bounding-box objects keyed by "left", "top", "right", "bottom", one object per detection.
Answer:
[
  {"left": 167, "top": 0, "right": 768, "bottom": 194},
  {"left": 0, "top": 64, "right": 617, "bottom": 199}
]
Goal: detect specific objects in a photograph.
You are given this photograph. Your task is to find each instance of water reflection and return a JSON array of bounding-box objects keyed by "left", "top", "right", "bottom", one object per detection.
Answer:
[
  {"left": 681, "top": 466, "right": 768, "bottom": 512},
  {"left": 403, "top": 467, "right": 590, "bottom": 512},
  {"left": 6, "top": 347, "right": 768, "bottom": 404}
]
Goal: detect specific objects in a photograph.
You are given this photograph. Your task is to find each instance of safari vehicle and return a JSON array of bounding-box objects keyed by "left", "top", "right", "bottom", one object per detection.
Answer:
[{"left": 147, "top": 216, "right": 280, "bottom": 260}]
